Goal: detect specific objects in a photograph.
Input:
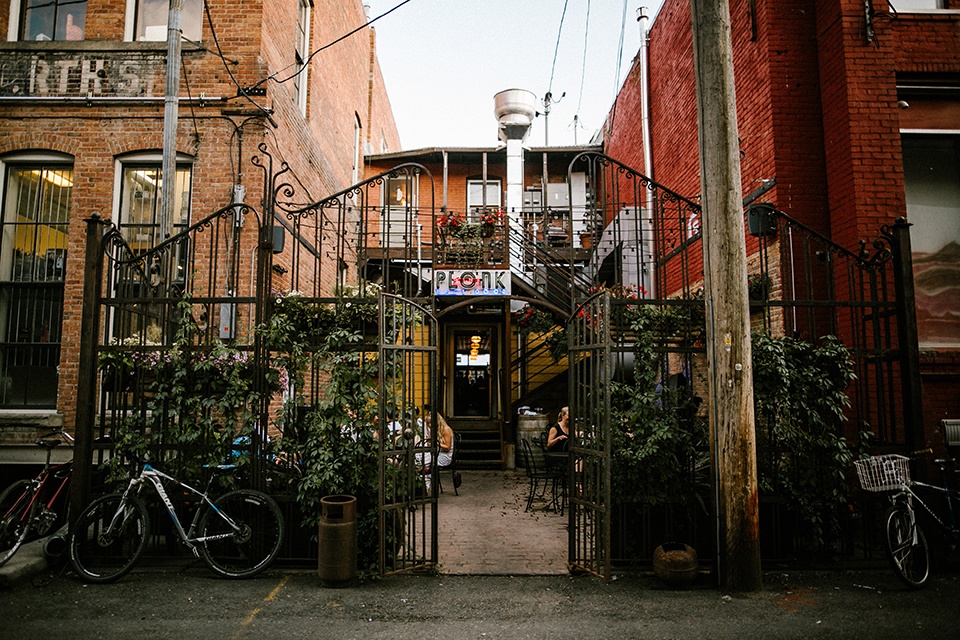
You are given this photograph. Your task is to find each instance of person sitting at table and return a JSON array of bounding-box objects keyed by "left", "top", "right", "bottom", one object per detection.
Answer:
[
  {"left": 425, "top": 404, "right": 455, "bottom": 468},
  {"left": 546, "top": 406, "right": 570, "bottom": 452}
]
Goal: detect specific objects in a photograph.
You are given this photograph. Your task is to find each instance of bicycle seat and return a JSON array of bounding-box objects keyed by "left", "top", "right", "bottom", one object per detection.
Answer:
[{"left": 36, "top": 438, "right": 62, "bottom": 450}]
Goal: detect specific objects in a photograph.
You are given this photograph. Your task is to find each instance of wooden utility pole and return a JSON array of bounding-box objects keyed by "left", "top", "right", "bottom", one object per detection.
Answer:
[{"left": 690, "top": 0, "right": 762, "bottom": 590}]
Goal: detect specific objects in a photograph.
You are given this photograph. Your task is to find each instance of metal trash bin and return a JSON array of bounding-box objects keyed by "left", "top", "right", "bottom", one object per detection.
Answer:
[{"left": 318, "top": 494, "right": 357, "bottom": 587}]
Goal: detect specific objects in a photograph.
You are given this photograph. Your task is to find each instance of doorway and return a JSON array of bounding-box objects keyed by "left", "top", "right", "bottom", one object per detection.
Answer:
[{"left": 450, "top": 326, "right": 494, "bottom": 419}]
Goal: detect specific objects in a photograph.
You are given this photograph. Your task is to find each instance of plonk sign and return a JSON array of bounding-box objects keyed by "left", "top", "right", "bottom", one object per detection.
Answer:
[{"left": 434, "top": 270, "right": 510, "bottom": 296}]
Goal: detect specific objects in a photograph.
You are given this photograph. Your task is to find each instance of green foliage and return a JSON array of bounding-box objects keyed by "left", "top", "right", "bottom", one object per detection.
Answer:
[
  {"left": 513, "top": 304, "right": 556, "bottom": 337},
  {"left": 101, "top": 300, "right": 270, "bottom": 483},
  {"left": 289, "top": 352, "right": 383, "bottom": 574},
  {"left": 610, "top": 306, "right": 709, "bottom": 513},
  {"left": 752, "top": 331, "right": 855, "bottom": 551}
]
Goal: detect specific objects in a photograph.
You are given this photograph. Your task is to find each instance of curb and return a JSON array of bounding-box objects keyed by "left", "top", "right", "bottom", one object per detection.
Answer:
[{"left": 0, "top": 538, "right": 50, "bottom": 589}]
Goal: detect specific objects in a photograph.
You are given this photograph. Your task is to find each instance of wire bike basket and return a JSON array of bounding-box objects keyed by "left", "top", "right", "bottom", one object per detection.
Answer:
[{"left": 855, "top": 454, "right": 911, "bottom": 492}]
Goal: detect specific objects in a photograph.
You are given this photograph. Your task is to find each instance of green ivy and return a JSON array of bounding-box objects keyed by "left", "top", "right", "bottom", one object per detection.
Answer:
[{"left": 751, "top": 331, "right": 855, "bottom": 552}]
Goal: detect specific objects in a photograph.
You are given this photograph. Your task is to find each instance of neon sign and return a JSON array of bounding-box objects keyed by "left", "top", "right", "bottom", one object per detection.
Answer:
[{"left": 434, "top": 269, "right": 510, "bottom": 296}]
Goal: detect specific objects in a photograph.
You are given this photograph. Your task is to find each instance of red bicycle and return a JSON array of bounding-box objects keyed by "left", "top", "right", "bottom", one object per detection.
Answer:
[{"left": 0, "top": 430, "right": 73, "bottom": 566}]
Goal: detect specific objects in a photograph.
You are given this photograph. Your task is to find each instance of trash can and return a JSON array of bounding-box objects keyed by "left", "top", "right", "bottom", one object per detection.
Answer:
[{"left": 318, "top": 494, "right": 357, "bottom": 587}]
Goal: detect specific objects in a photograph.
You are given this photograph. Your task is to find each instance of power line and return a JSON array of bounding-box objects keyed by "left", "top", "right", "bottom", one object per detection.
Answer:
[
  {"left": 574, "top": 0, "right": 591, "bottom": 116},
  {"left": 202, "top": 0, "right": 273, "bottom": 121},
  {"left": 251, "top": 0, "right": 415, "bottom": 90},
  {"left": 548, "top": 0, "right": 570, "bottom": 95}
]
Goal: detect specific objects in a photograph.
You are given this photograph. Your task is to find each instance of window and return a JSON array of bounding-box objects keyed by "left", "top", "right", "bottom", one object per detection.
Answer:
[
  {"left": 131, "top": 0, "right": 202, "bottom": 42},
  {"left": 0, "top": 158, "right": 72, "bottom": 408},
  {"left": 19, "top": 0, "right": 87, "bottom": 41},
  {"left": 294, "top": 0, "right": 311, "bottom": 115},
  {"left": 117, "top": 160, "right": 192, "bottom": 257},
  {"left": 902, "top": 134, "right": 960, "bottom": 348},
  {"left": 892, "top": 1, "right": 944, "bottom": 10},
  {"left": 466, "top": 179, "right": 502, "bottom": 221},
  {"left": 352, "top": 114, "right": 362, "bottom": 184},
  {"left": 380, "top": 174, "right": 418, "bottom": 248}
]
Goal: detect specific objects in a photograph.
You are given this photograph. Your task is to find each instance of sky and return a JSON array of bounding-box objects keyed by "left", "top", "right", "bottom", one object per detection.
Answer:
[{"left": 366, "top": 0, "right": 664, "bottom": 150}]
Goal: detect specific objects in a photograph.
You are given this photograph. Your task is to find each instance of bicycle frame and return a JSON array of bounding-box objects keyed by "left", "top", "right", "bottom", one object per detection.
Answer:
[
  {"left": 27, "top": 462, "right": 71, "bottom": 523},
  {"left": 114, "top": 464, "right": 242, "bottom": 554},
  {"left": 896, "top": 479, "right": 960, "bottom": 540}
]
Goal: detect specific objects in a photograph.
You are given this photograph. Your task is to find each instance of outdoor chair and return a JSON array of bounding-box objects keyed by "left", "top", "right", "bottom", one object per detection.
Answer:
[
  {"left": 436, "top": 431, "right": 462, "bottom": 495},
  {"left": 520, "top": 438, "right": 555, "bottom": 512}
]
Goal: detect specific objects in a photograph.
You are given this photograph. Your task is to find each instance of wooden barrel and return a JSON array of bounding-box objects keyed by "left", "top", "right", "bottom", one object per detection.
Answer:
[{"left": 517, "top": 414, "right": 548, "bottom": 469}]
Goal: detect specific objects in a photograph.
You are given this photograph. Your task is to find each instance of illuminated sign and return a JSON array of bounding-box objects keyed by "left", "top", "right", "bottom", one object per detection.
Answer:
[{"left": 434, "top": 269, "right": 510, "bottom": 296}]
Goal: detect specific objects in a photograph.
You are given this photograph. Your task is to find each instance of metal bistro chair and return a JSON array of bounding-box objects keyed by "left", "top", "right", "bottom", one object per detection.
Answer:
[
  {"left": 436, "top": 431, "right": 462, "bottom": 496},
  {"left": 520, "top": 438, "right": 555, "bottom": 512}
]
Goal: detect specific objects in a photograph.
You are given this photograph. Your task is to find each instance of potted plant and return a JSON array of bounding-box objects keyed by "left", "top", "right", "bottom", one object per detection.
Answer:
[
  {"left": 479, "top": 208, "right": 504, "bottom": 238},
  {"left": 748, "top": 272, "right": 772, "bottom": 301}
]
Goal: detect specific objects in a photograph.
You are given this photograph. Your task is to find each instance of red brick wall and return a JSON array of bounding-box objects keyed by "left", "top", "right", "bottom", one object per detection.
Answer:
[{"left": 0, "top": 0, "right": 397, "bottom": 433}]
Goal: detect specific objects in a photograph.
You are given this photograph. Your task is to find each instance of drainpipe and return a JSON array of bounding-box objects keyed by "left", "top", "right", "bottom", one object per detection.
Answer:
[
  {"left": 639, "top": 7, "right": 653, "bottom": 213},
  {"left": 639, "top": 6, "right": 655, "bottom": 298}
]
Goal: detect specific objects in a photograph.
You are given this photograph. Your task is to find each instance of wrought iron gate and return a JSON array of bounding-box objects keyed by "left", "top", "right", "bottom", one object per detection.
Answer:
[
  {"left": 377, "top": 294, "right": 438, "bottom": 575},
  {"left": 567, "top": 291, "right": 612, "bottom": 579}
]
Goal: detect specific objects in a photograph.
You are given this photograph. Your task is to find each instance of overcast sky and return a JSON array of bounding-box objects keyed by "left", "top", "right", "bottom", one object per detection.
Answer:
[{"left": 366, "top": 1, "right": 664, "bottom": 150}]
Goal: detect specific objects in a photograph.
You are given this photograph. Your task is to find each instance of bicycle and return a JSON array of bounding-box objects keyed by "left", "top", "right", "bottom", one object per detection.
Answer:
[
  {"left": 68, "top": 459, "right": 284, "bottom": 583},
  {"left": 855, "top": 451, "right": 960, "bottom": 588},
  {"left": 0, "top": 429, "right": 73, "bottom": 567}
]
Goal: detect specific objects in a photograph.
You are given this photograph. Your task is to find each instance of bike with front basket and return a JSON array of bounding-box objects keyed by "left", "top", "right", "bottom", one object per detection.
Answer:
[
  {"left": 855, "top": 450, "right": 960, "bottom": 588},
  {"left": 0, "top": 429, "right": 73, "bottom": 567},
  {"left": 68, "top": 458, "right": 284, "bottom": 583}
]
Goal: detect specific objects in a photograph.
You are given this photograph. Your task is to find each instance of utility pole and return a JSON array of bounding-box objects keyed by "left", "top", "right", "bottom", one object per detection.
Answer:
[
  {"left": 161, "top": 0, "right": 184, "bottom": 241},
  {"left": 690, "top": 0, "right": 762, "bottom": 590}
]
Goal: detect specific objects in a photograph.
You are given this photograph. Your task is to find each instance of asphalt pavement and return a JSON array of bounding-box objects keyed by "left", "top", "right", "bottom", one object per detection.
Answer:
[{"left": 2, "top": 470, "right": 959, "bottom": 638}]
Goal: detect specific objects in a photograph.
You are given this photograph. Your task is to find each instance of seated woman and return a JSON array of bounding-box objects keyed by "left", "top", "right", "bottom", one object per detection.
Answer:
[
  {"left": 432, "top": 408, "right": 455, "bottom": 468},
  {"left": 546, "top": 406, "right": 570, "bottom": 453}
]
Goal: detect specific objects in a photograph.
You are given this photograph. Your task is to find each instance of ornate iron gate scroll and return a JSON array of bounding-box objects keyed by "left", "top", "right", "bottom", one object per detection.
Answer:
[
  {"left": 378, "top": 293, "right": 438, "bottom": 575},
  {"left": 568, "top": 291, "right": 612, "bottom": 579}
]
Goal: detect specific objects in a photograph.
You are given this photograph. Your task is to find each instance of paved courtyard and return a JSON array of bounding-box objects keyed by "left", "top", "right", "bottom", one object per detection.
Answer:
[{"left": 437, "top": 469, "right": 568, "bottom": 575}]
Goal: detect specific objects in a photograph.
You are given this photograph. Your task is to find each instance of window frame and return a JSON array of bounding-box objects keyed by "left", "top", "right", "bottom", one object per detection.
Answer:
[
  {"left": 466, "top": 178, "right": 503, "bottom": 222},
  {"left": 14, "top": 0, "right": 88, "bottom": 42},
  {"left": 124, "top": 0, "right": 203, "bottom": 43},
  {"left": 0, "top": 152, "right": 73, "bottom": 409},
  {"left": 294, "top": 0, "right": 312, "bottom": 116}
]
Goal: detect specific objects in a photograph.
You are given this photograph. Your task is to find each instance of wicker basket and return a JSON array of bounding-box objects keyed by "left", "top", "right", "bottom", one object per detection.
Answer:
[{"left": 854, "top": 455, "right": 910, "bottom": 492}]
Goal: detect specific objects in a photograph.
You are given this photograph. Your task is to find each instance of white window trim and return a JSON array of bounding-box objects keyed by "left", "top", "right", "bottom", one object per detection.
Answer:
[
  {"left": 7, "top": 0, "right": 22, "bottom": 41},
  {"left": 294, "top": 0, "right": 312, "bottom": 116},
  {"left": 112, "top": 151, "right": 194, "bottom": 223}
]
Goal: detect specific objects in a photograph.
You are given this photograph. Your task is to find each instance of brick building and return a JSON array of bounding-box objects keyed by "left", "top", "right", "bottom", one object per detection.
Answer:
[
  {"left": 603, "top": 0, "right": 960, "bottom": 450},
  {"left": 0, "top": 0, "right": 399, "bottom": 464}
]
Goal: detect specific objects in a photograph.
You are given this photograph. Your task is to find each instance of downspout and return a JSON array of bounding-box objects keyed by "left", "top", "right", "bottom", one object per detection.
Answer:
[
  {"left": 639, "top": 7, "right": 653, "bottom": 216},
  {"left": 639, "top": 6, "right": 655, "bottom": 298}
]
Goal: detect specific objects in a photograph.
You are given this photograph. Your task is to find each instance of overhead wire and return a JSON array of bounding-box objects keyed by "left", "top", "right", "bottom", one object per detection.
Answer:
[
  {"left": 548, "top": 0, "right": 570, "bottom": 95},
  {"left": 574, "top": 0, "right": 591, "bottom": 116},
  {"left": 606, "top": 0, "right": 630, "bottom": 135},
  {"left": 201, "top": 0, "right": 274, "bottom": 121},
  {"left": 250, "top": 0, "right": 414, "bottom": 90}
]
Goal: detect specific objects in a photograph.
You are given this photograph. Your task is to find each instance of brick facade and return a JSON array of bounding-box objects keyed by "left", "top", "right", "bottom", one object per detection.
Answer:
[
  {"left": 0, "top": 0, "right": 398, "bottom": 448},
  {"left": 604, "top": 0, "right": 960, "bottom": 449}
]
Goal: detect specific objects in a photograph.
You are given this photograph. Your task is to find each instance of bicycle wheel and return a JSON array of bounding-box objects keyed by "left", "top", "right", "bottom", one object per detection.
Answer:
[
  {"left": 884, "top": 505, "right": 930, "bottom": 588},
  {"left": 0, "top": 480, "right": 33, "bottom": 567},
  {"left": 69, "top": 493, "right": 149, "bottom": 584},
  {"left": 198, "top": 489, "right": 284, "bottom": 579}
]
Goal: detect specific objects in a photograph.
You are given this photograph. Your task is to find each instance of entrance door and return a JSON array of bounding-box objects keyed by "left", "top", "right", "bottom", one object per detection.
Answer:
[{"left": 449, "top": 326, "right": 495, "bottom": 419}]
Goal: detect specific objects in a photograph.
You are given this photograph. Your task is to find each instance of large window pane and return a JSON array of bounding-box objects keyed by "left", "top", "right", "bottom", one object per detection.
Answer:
[
  {"left": 136, "top": 0, "right": 202, "bottom": 42},
  {"left": 0, "top": 164, "right": 71, "bottom": 408},
  {"left": 118, "top": 164, "right": 191, "bottom": 254},
  {"left": 902, "top": 134, "right": 960, "bottom": 348},
  {"left": 21, "top": 0, "right": 87, "bottom": 41}
]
